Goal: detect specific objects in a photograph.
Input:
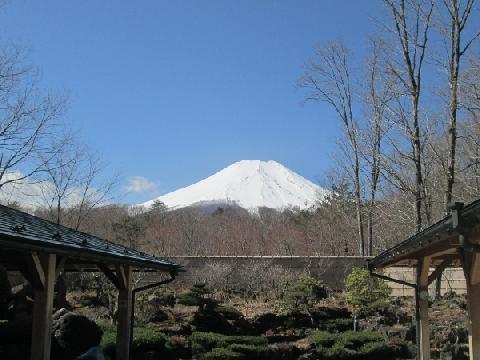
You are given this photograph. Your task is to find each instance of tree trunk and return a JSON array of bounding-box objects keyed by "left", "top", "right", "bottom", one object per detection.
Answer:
[
  {"left": 353, "top": 146, "right": 365, "bottom": 256},
  {"left": 367, "top": 211, "right": 374, "bottom": 256},
  {"left": 445, "top": 35, "right": 460, "bottom": 214},
  {"left": 413, "top": 95, "right": 423, "bottom": 233}
]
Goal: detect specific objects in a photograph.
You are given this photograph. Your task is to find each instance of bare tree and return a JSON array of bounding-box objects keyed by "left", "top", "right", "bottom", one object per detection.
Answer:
[
  {"left": 38, "top": 140, "right": 117, "bottom": 230},
  {"left": 426, "top": 1, "right": 480, "bottom": 298},
  {"left": 298, "top": 41, "right": 366, "bottom": 255},
  {"left": 459, "top": 58, "right": 480, "bottom": 196},
  {"left": 383, "top": 0, "right": 435, "bottom": 232},
  {"left": 440, "top": 0, "right": 479, "bottom": 213},
  {"left": 361, "top": 38, "right": 393, "bottom": 255},
  {"left": 0, "top": 46, "right": 65, "bottom": 189}
]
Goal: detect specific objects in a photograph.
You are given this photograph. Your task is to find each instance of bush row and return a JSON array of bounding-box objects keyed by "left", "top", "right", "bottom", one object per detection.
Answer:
[{"left": 308, "top": 330, "right": 406, "bottom": 360}]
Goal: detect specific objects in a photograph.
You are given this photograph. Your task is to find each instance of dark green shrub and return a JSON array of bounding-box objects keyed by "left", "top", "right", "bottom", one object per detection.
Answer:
[
  {"left": 215, "top": 305, "right": 243, "bottom": 320},
  {"left": 132, "top": 327, "right": 169, "bottom": 353},
  {"left": 191, "top": 331, "right": 226, "bottom": 353},
  {"left": 191, "top": 311, "right": 236, "bottom": 335},
  {"left": 283, "top": 276, "right": 328, "bottom": 327},
  {"left": 340, "top": 331, "right": 383, "bottom": 350},
  {"left": 309, "top": 330, "right": 394, "bottom": 360},
  {"left": 308, "top": 331, "right": 337, "bottom": 347},
  {"left": 318, "top": 318, "right": 353, "bottom": 332},
  {"left": 177, "top": 284, "right": 218, "bottom": 312},
  {"left": 313, "top": 307, "right": 351, "bottom": 320},
  {"left": 358, "top": 341, "right": 395, "bottom": 357},
  {"left": 201, "top": 347, "right": 242, "bottom": 360},
  {"left": 100, "top": 324, "right": 172, "bottom": 359},
  {"left": 190, "top": 331, "right": 268, "bottom": 356},
  {"left": 228, "top": 343, "right": 270, "bottom": 358},
  {"left": 345, "top": 268, "right": 391, "bottom": 315},
  {"left": 284, "top": 276, "right": 328, "bottom": 308},
  {"left": 136, "top": 288, "right": 176, "bottom": 324},
  {"left": 223, "top": 335, "right": 267, "bottom": 346},
  {"left": 100, "top": 324, "right": 116, "bottom": 355},
  {"left": 316, "top": 344, "right": 357, "bottom": 360}
]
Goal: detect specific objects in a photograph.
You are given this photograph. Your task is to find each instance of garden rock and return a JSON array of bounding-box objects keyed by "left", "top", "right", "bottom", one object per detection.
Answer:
[{"left": 52, "top": 309, "right": 103, "bottom": 359}]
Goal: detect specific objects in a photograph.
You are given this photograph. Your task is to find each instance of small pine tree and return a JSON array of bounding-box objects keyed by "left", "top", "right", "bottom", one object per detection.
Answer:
[
  {"left": 284, "top": 276, "right": 328, "bottom": 326},
  {"left": 177, "top": 284, "right": 219, "bottom": 312}
]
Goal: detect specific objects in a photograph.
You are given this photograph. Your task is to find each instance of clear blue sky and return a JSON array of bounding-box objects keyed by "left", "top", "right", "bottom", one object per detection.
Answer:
[{"left": 0, "top": 0, "right": 381, "bottom": 203}]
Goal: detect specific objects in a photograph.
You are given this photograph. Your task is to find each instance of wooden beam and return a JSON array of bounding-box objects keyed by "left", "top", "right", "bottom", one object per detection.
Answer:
[
  {"left": 116, "top": 265, "right": 133, "bottom": 360},
  {"left": 416, "top": 257, "right": 431, "bottom": 360},
  {"left": 30, "top": 253, "right": 56, "bottom": 360},
  {"left": 97, "top": 264, "right": 121, "bottom": 289}
]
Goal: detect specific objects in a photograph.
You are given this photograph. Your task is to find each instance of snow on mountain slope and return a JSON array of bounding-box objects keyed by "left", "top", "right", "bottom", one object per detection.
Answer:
[{"left": 142, "top": 160, "right": 328, "bottom": 210}]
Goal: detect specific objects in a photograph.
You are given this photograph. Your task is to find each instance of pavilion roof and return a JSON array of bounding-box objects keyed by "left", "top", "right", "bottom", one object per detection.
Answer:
[
  {"left": 0, "top": 204, "right": 179, "bottom": 272},
  {"left": 368, "top": 198, "right": 480, "bottom": 270}
]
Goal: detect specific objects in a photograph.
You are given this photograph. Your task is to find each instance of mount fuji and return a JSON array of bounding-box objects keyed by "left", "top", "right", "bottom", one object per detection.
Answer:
[{"left": 142, "top": 160, "right": 328, "bottom": 211}]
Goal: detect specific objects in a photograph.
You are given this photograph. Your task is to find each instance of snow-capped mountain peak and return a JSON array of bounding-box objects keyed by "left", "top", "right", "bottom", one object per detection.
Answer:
[{"left": 142, "top": 160, "right": 328, "bottom": 210}]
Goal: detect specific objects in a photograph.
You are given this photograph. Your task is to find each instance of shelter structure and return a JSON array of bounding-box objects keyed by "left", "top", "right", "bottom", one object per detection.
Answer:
[
  {"left": 368, "top": 200, "right": 480, "bottom": 360},
  {"left": 0, "top": 204, "right": 180, "bottom": 360}
]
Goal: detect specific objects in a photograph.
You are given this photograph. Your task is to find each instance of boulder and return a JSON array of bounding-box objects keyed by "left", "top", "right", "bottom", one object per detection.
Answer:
[{"left": 52, "top": 309, "right": 103, "bottom": 360}]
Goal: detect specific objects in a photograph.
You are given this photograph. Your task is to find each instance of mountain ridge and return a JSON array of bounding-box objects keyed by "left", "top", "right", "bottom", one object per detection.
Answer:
[{"left": 142, "top": 160, "right": 328, "bottom": 211}]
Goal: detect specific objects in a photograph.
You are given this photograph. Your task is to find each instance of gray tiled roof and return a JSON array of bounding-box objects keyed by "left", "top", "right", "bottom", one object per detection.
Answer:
[{"left": 0, "top": 205, "right": 179, "bottom": 272}]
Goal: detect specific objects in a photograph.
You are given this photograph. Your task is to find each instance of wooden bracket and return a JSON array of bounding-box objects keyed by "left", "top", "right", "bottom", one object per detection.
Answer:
[
  {"left": 427, "top": 256, "right": 454, "bottom": 285},
  {"left": 116, "top": 265, "right": 128, "bottom": 290},
  {"left": 55, "top": 257, "right": 67, "bottom": 281},
  {"left": 18, "top": 253, "right": 51, "bottom": 290},
  {"left": 97, "top": 264, "right": 123, "bottom": 289}
]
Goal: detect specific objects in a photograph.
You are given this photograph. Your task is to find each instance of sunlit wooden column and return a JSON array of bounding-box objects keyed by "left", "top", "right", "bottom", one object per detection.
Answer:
[
  {"left": 29, "top": 253, "right": 57, "bottom": 360},
  {"left": 465, "top": 252, "right": 480, "bottom": 359},
  {"left": 116, "top": 265, "right": 133, "bottom": 360},
  {"left": 415, "top": 257, "right": 431, "bottom": 360}
]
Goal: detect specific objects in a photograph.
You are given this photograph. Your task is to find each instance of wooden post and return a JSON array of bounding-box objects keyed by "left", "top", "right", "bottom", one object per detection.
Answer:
[
  {"left": 116, "top": 265, "right": 133, "bottom": 360},
  {"left": 415, "top": 257, "right": 431, "bottom": 360},
  {"left": 465, "top": 252, "right": 480, "bottom": 359},
  {"left": 30, "top": 253, "right": 56, "bottom": 360}
]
